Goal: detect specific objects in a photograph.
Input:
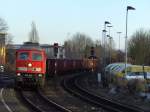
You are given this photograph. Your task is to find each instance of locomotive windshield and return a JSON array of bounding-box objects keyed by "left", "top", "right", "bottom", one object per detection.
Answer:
[
  {"left": 32, "top": 53, "right": 42, "bottom": 61},
  {"left": 18, "top": 52, "right": 29, "bottom": 60}
]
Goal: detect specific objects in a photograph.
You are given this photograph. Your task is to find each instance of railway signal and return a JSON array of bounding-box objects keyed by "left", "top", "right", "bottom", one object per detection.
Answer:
[
  {"left": 53, "top": 43, "right": 58, "bottom": 58},
  {"left": 90, "top": 46, "right": 95, "bottom": 57}
]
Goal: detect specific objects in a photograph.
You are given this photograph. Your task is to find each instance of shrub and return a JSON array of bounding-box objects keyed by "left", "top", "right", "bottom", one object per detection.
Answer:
[
  {"left": 127, "top": 79, "right": 147, "bottom": 94},
  {"left": 113, "top": 75, "right": 128, "bottom": 89},
  {"left": 135, "top": 79, "right": 147, "bottom": 92}
]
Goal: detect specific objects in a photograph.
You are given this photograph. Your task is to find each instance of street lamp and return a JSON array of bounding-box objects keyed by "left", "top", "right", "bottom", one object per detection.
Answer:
[
  {"left": 107, "top": 25, "right": 113, "bottom": 64},
  {"left": 117, "top": 32, "right": 122, "bottom": 51},
  {"left": 107, "top": 34, "right": 113, "bottom": 84},
  {"left": 125, "top": 6, "right": 135, "bottom": 74},
  {"left": 107, "top": 35, "right": 112, "bottom": 64},
  {"left": 103, "top": 21, "right": 111, "bottom": 67},
  {"left": 102, "top": 21, "right": 111, "bottom": 87},
  {"left": 105, "top": 21, "right": 111, "bottom": 25},
  {"left": 117, "top": 32, "right": 122, "bottom": 62},
  {"left": 107, "top": 26, "right": 113, "bottom": 35}
]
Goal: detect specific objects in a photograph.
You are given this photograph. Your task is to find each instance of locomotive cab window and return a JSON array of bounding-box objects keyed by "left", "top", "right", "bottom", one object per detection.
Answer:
[
  {"left": 18, "top": 52, "right": 29, "bottom": 60},
  {"left": 32, "top": 53, "right": 42, "bottom": 61}
]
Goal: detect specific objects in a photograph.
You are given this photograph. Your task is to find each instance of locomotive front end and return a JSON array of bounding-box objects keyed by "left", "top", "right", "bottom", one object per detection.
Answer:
[{"left": 15, "top": 49, "right": 46, "bottom": 87}]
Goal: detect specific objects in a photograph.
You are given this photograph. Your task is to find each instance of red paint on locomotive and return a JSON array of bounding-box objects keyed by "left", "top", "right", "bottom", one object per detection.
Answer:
[
  {"left": 16, "top": 49, "right": 46, "bottom": 74},
  {"left": 15, "top": 46, "right": 46, "bottom": 87}
]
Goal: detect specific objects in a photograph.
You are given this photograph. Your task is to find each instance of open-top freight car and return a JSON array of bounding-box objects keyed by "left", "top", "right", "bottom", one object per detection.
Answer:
[{"left": 46, "top": 59, "right": 86, "bottom": 77}]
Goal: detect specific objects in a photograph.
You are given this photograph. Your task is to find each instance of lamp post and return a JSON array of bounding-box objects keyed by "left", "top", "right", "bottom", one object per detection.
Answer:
[
  {"left": 107, "top": 25, "right": 113, "bottom": 64},
  {"left": 103, "top": 21, "right": 111, "bottom": 67},
  {"left": 107, "top": 34, "right": 112, "bottom": 83},
  {"left": 117, "top": 32, "right": 122, "bottom": 51},
  {"left": 107, "top": 35, "right": 112, "bottom": 64},
  {"left": 102, "top": 21, "right": 110, "bottom": 87},
  {"left": 107, "top": 26, "right": 113, "bottom": 36},
  {"left": 117, "top": 32, "right": 122, "bottom": 62},
  {"left": 125, "top": 6, "right": 135, "bottom": 74}
]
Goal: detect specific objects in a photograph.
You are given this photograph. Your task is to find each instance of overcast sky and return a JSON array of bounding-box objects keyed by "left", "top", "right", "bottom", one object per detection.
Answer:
[{"left": 0, "top": 0, "right": 149, "bottom": 50}]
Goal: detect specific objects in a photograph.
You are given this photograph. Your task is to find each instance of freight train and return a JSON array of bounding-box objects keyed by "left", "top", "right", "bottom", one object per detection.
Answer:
[{"left": 15, "top": 42, "right": 97, "bottom": 87}]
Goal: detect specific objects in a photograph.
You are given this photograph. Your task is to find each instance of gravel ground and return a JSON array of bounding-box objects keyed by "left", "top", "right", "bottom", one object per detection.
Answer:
[
  {"left": 0, "top": 72, "right": 33, "bottom": 112},
  {"left": 3, "top": 88, "right": 32, "bottom": 112},
  {"left": 41, "top": 74, "right": 106, "bottom": 112},
  {"left": 79, "top": 73, "right": 150, "bottom": 112}
]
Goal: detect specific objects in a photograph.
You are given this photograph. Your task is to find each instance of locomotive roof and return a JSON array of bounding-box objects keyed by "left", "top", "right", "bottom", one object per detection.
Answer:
[
  {"left": 18, "top": 46, "right": 43, "bottom": 51},
  {"left": 18, "top": 42, "right": 43, "bottom": 51}
]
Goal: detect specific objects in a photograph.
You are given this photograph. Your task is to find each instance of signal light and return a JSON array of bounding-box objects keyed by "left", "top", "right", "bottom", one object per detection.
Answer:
[
  {"left": 91, "top": 46, "right": 95, "bottom": 56},
  {"left": 54, "top": 43, "right": 58, "bottom": 58}
]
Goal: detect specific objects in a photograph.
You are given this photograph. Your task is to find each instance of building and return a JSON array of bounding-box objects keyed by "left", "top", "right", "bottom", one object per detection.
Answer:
[
  {"left": 41, "top": 43, "right": 65, "bottom": 59},
  {"left": 0, "top": 33, "right": 6, "bottom": 66},
  {"left": 10, "top": 43, "right": 66, "bottom": 59}
]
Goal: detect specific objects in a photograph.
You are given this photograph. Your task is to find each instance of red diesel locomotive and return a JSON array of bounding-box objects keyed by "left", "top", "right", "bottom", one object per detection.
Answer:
[{"left": 15, "top": 42, "right": 46, "bottom": 87}]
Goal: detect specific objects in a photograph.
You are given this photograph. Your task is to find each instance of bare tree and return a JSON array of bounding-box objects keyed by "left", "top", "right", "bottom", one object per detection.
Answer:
[
  {"left": 128, "top": 29, "right": 150, "bottom": 65},
  {"left": 5, "top": 34, "right": 13, "bottom": 46},
  {"left": 0, "top": 18, "right": 8, "bottom": 32},
  {"left": 29, "top": 21, "right": 39, "bottom": 43},
  {"left": 94, "top": 40, "right": 102, "bottom": 59},
  {"left": 0, "top": 18, "right": 15, "bottom": 72},
  {"left": 5, "top": 34, "right": 15, "bottom": 72},
  {"left": 64, "top": 32, "right": 94, "bottom": 59}
]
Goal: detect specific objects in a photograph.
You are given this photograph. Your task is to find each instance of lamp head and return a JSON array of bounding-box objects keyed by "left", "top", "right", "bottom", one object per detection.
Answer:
[
  {"left": 107, "top": 35, "right": 110, "bottom": 37},
  {"left": 117, "top": 32, "right": 122, "bottom": 34},
  {"left": 107, "top": 25, "right": 113, "bottom": 28},
  {"left": 102, "top": 29, "right": 107, "bottom": 32},
  {"left": 105, "top": 21, "right": 111, "bottom": 25},
  {"left": 127, "top": 6, "right": 135, "bottom": 11}
]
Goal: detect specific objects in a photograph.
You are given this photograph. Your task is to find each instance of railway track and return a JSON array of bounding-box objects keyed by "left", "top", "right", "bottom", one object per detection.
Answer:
[
  {"left": 17, "top": 89, "right": 72, "bottom": 112},
  {"left": 62, "top": 74, "right": 145, "bottom": 112}
]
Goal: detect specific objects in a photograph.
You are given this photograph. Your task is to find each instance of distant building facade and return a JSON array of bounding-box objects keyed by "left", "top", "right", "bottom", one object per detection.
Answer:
[
  {"left": 41, "top": 44, "right": 65, "bottom": 59},
  {"left": 10, "top": 43, "right": 65, "bottom": 59}
]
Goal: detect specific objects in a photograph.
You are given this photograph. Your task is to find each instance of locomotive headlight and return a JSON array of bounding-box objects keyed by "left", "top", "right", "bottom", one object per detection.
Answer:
[
  {"left": 90, "top": 62, "right": 94, "bottom": 66},
  {"left": 17, "top": 73, "right": 21, "bottom": 76},
  {"left": 38, "top": 74, "right": 42, "bottom": 77},
  {"left": 28, "top": 63, "right": 32, "bottom": 67}
]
